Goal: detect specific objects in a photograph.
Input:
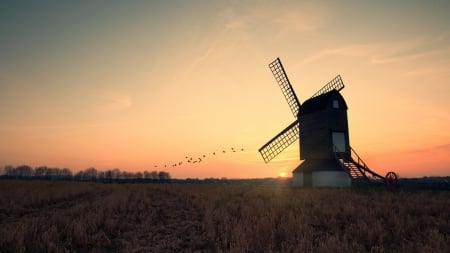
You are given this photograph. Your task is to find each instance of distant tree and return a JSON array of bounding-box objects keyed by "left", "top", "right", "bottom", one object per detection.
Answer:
[
  {"left": 97, "top": 170, "right": 106, "bottom": 181},
  {"left": 49, "top": 167, "right": 62, "bottom": 179},
  {"left": 118, "top": 171, "right": 126, "bottom": 180},
  {"left": 151, "top": 171, "right": 159, "bottom": 180},
  {"left": 111, "top": 168, "right": 121, "bottom": 180},
  {"left": 84, "top": 167, "right": 98, "bottom": 181},
  {"left": 121, "top": 171, "right": 135, "bottom": 180},
  {"left": 0, "top": 164, "right": 172, "bottom": 184},
  {"left": 3, "top": 165, "right": 15, "bottom": 177},
  {"left": 14, "top": 165, "right": 34, "bottom": 178},
  {"left": 104, "top": 169, "right": 116, "bottom": 182},
  {"left": 158, "top": 171, "right": 170, "bottom": 180},
  {"left": 135, "top": 172, "right": 143, "bottom": 180},
  {"left": 60, "top": 168, "right": 73, "bottom": 180},
  {"left": 35, "top": 166, "right": 48, "bottom": 178},
  {"left": 45, "top": 167, "right": 58, "bottom": 179},
  {"left": 143, "top": 170, "right": 152, "bottom": 180},
  {"left": 74, "top": 170, "right": 83, "bottom": 181},
  {"left": 22, "top": 165, "right": 33, "bottom": 177}
]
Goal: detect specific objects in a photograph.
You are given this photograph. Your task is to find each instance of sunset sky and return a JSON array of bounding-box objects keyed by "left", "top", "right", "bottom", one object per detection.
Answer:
[{"left": 1, "top": 1, "right": 449, "bottom": 178}]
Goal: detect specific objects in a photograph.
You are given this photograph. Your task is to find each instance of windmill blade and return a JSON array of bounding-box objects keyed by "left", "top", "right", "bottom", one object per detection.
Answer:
[
  {"left": 269, "top": 58, "right": 301, "bottom": 117},
  {"left": 310, "top": 75, "right": 345, "bottom": 99},
  {"left": 259, "top": 120, "right": 299, "bottom": 163}
]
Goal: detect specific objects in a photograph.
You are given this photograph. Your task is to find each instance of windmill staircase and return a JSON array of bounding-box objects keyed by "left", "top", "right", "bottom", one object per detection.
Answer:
[{"left": 334, "top": 146, "right": 385, "bottom": 186}]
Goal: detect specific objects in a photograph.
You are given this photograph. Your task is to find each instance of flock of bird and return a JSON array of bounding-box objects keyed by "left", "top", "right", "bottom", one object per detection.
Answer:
[{"left": 154, "top": 147, "right": 245, "bottom": 168}]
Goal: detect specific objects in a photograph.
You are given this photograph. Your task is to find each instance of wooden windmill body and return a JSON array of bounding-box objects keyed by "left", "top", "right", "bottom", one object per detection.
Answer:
[{"left": 294, "top": 90, "right": 351, "bottom": 187}]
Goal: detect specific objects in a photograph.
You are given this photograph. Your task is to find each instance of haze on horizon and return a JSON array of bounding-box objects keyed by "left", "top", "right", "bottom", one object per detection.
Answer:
[{"left": 1, "top": 1, "right": 449, "bottom": 179}]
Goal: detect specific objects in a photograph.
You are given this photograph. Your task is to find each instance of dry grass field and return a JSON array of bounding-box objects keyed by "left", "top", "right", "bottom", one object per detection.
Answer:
[{"left": 0, "top": 180, "right": 448, "bottom": 253}]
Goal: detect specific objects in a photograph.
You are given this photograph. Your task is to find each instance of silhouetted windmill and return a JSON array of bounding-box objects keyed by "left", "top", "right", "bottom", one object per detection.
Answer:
[{"left": 259, "top": 57, "right": 397, "bottom": 187}]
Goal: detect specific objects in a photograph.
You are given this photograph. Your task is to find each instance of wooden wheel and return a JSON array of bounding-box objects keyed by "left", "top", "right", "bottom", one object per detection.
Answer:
[{"left": 385, "top": 171, "right": 398, "bottom": 187}]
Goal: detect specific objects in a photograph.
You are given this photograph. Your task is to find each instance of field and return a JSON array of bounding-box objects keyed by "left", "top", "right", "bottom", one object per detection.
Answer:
[{"left": 0, "top": 180, "right": 448, "bottom": 253}]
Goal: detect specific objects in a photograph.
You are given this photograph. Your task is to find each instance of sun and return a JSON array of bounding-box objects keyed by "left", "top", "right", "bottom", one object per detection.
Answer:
[{"left": 279, "top": 172, "right": 287, "bottom": 178}]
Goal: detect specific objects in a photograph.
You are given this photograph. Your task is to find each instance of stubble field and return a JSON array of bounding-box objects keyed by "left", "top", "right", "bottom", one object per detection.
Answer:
[{"left": 0, "top": 180, "right": 448, "bottom": 253}]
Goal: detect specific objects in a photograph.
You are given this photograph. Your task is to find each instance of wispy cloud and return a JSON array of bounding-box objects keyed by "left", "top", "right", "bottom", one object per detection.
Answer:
[
  {"left": 181, "top": 2, "right": 327, "bottom": 81},
  {"left": 300, "top": 44, "right": 378, "bottom": 64},
  {"left": 0, "top": 123, "right": 106, "bottom": 130},
  {"left": 95, "top": 91, "right": 132, "bottom": 113},
  {"left": 371, "top": 46, "right": 450, "bottom": 64},
  {"left": 302, "top": 33, "right": 450, "bottom": 67},
  {"left": 223, "top": 18, "right": 249, "bottom": 31},
  {"left": 219, "top": 2, "right": 326, "bottom": 33},
  {"left": 374, "top": 32, "right": 450, "bottom": 64},
  {"left": 404, "top": 64, "right": 450, "bottom": 77},
  {"left": 271, "top": 3, "right": 326, "bottom": 33}
]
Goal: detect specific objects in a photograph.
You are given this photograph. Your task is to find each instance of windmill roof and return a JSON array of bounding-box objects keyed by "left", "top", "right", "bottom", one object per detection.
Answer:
[{"left": 299, "top": 89, "right": 347, "bottom": 116}]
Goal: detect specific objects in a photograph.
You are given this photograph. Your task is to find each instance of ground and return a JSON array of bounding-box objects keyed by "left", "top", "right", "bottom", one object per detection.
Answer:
[{"left": 0, "top": 180, "right": 448, "bottom": 252}]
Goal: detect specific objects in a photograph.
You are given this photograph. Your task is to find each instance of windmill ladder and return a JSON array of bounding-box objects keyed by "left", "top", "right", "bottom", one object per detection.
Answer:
[{"left": 333, "top": 146, "right": 385, "bottom": 186}]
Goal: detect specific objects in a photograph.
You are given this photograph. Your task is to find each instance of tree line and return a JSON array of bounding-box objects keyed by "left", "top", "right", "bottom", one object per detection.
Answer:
[{"left": 0, "top": 165, "right": 171, "bottom": 183}]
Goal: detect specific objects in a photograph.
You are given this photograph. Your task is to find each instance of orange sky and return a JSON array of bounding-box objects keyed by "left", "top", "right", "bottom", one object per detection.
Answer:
[{"left": 1, "top": 1, "right": 449, "bottom": 178}]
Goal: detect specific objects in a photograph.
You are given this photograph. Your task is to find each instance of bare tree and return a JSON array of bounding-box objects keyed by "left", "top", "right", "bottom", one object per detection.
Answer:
[
  {"left": 84, "top": 167, "right": 98, "bottom": 181},
  {"left": 135, "top": 172, "right": 143, "bottom": 180},
  {"left": 3, "top": 165, "right": 14, "bottom": 177},
  {"left": 35, "top": 166, "right": 48, "bottom": 178},
  {"left": 158, "top": 171, "right": 171, "bottom": 180},
  {"left": 151, "top": 171, "right": 159, "bottom": 180},
  {"left": 143, "top": 170, "right": 151, "bottom": 180},
  {"left": 61, "top": 168, "right": 73, "bottom": 180}
]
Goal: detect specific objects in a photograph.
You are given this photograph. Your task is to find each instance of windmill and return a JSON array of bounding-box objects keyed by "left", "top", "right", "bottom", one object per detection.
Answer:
[{"left": 259, "top": 58, "right": 397, "bottom": 187}]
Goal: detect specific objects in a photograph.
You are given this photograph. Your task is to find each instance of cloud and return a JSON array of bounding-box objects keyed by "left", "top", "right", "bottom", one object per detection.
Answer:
[
  {"left": 224, "top": 19, "right": 249, "bottom": 31},
  {"left": 374, "top": 32, "right": 450, "bottom": 64},
  {"left": 181, "top": 2, "right": 327, "bottom": 81},
  {"left": 111, "top": 95, "right": 132, "bottom": 108},
  {"left": 95, "top": 91, "right": 132, "bottom": 113},
  {"left": 370, "top": 46, "right": 450, "bottom": 65},
  {"left": 390, "top": 142, "right": 450, "bottom": 156},
  {"left": 404, "top": 64, "right": 450, "bottom": 77},
  {"left": 432, "top": 143, "right": 450, "bottom": 153},
  {"left": 300, "top": 44, "right": 377, "bottom": 64},
  {"left": 300, "top": 40, "right": 424, "bottom": 65},
  {"left": 302, "top": 33, "right": 450, "bottom": 68},
  {"left": 271, "top": 4, "right": 325, "bottom": 33},
  {"left": 218, "top": 2, "right": 326, "bottom": 33}
]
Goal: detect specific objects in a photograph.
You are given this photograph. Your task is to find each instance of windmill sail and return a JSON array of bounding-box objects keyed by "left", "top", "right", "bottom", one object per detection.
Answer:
[
  {"left": 259, "top": 120, "right": 299, "bottom": 163},
  {"left": 310, "top": 75, "right": 345, "bottom": 99},
  {"left": 269, "top": 58, "right": 301, "bottom": 117}
]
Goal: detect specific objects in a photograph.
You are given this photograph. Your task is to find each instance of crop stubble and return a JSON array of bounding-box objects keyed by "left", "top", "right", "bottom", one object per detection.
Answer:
[{"left": 0, "top": 180, "right": 448, "bottom": 253}]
